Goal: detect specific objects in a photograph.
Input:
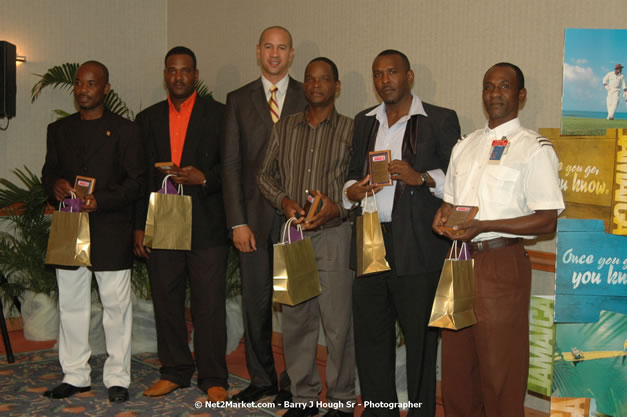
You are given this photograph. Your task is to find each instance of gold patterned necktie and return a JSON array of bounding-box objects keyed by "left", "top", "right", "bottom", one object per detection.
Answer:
[{"left": 269, "top": 85, "right": 279, "bottom": 123}]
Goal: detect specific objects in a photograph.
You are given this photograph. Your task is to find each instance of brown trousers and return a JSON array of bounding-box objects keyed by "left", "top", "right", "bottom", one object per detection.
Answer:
[{"left": 441, "top": 241, "right": 531, "bottom": 417}]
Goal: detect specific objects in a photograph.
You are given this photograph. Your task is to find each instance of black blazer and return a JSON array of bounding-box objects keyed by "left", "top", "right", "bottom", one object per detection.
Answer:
[
  {"left": 135, "top": 95, "right": 227, "bottom": 249},
  {"left": 42, "top": 110, "right": 145, "bottom": 271},
  {"left": 221, "top": 77, "right": 307, "bottom": 247},
  {"left": 346, "top": 102, "right": 460, "bottom": 275}
]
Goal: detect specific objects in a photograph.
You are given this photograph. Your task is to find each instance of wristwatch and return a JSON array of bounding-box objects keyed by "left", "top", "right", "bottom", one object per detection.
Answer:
[{"left": 420, "top": 172, "right": 430, "bottom": 186}]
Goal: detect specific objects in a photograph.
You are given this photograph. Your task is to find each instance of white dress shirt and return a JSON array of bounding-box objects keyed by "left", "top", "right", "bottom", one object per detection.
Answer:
[{"left": 343, "top": 94, "right": 445, "bottom": 222}]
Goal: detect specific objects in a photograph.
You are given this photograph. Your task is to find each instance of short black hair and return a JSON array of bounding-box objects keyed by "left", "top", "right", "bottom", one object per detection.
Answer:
[
  {"left": 165, "top": 46, "right": 197, "bottom": 69},
  {"left": 489, "top": 62, "right": 525, "bottom": 91},
  {"left": 375, "top": 49, "right": 411, "bottom": 72},
  {"left": 80, "top": 60, "right": 109, "bottom": 83},
  {"left": 306, "top": 57, "right": 339, "bottom": 81}
]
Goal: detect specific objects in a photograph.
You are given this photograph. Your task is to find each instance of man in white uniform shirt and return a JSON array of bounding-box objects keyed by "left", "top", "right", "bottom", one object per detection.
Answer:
[
  {"left": 433, "top": 62, "right": 564, "bottom": 417},
  {"left": 602, "top": 64, "right": 627, "bottom": 120}
]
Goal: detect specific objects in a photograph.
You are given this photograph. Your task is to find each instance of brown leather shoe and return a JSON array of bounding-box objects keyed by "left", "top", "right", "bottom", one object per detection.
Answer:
[
  {"left": 207, "top": 386, "right": 228, "bottom": 402},
  {"left": 143, "top": 380, "right": 181, "bottom": 397}
]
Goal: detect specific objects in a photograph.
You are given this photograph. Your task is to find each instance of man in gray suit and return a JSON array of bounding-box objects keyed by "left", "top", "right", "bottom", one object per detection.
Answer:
[{"left": 221, "top": 26, "right": 307, "bottom": 404}]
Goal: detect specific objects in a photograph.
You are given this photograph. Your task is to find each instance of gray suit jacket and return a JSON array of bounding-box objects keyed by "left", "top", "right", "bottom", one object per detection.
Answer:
[{"left": 221, "top": 76, "right": 306, "bottom": 247}]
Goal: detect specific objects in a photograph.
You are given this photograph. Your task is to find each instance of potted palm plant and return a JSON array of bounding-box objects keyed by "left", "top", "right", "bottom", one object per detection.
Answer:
[{"left": 0, "top": 167, "right": 58, "bottom": 340}]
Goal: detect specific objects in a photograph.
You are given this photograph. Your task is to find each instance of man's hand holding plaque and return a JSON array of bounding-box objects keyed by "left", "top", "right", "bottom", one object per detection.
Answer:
[
  {"left": 368, "top": 150, "right": 393, "bottom": 186},
  {"left": 74, "top": 175, "right": 96, "bottom": 200},
  {"left": 442, "top": 205, "right": 479, "bottom": 237}
]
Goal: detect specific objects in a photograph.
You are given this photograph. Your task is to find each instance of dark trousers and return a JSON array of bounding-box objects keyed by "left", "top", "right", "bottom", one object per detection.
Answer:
[
  {"left": 239, "top": 242, "right": 290, "bottom": 391},
  {"left": 148, "top": 246, "right": 228, "bottom": 390},
  {"left": 441, "top": 241, "right": 531, "bottom": 417},
  {"left": 353, "top": 224, "right": 440, "bottom": 417}
]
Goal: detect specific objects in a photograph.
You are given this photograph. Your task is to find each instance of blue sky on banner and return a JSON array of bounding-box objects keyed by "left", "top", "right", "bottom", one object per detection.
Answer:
[{"left": 562, "top": 28, "right": 627, "bottom": 112}]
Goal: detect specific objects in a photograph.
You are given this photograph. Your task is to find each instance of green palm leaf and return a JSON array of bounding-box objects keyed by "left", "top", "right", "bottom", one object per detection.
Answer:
[
  {"left": 194, "top": 80, "right": 213, "bottom": 98},
  {"left": 31, "top": 63, "right": 79, "bottom": 103},
  {"left": 104, "top": 88, "right": 133, "bottom": 119},
  {"left": 31, "top": 62, "right": 133, "bottom": 119}
]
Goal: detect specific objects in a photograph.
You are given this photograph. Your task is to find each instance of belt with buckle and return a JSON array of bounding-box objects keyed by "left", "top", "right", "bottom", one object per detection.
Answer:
[{"left": 468, "top": 237, "right": 521, "bottom": 252}]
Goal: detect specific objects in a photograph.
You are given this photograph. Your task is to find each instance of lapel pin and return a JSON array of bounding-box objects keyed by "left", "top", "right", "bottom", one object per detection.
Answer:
[{"left": 106, "top": 130, "right": 111, "bottom": 136}]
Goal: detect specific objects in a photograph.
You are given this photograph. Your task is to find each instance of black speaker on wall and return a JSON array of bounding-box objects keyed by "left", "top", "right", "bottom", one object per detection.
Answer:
[{"left": 0, "top": 41, "right": 17, "bottom": 119}]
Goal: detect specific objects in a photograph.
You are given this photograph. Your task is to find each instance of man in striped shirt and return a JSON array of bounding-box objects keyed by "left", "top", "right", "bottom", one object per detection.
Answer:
[{"left": 257, "top": 57, "right": 355, "bottom": 417}]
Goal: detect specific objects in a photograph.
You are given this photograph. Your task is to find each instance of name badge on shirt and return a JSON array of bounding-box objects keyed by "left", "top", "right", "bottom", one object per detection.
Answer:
[{"left": 488, "top": 137, "right": 509, "bottom": 164}]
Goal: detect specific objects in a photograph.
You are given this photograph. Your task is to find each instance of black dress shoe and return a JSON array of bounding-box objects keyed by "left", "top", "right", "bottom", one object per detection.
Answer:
[
  {"left": 43, "top": 383, "right": 91, "bottom": 399},
  {"left": 284, "top": 406, "right": 318, "bottom": 417},
  {"left": 231, "top": 384, "right": 277, "bottom": 402},
  {"left": 108, "top": 386, "right": 129, "bottom": 403},
  {"left": 273, "top": 388, "right": 293, "bottom": 408},
  {"left": 324, "top": 409, "right": 353, "bottom": 417}
]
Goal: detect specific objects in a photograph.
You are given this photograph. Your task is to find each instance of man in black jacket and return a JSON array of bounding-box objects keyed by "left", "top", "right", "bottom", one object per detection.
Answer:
[
  {"left": 344, "top": 50, "right": 460, "bottom": 417},
  {"left": 42, "top": 61, "right": 144, "bottom": 403},
  {"left": 134, "top": 47, "right": 229, "bottom": 402}
]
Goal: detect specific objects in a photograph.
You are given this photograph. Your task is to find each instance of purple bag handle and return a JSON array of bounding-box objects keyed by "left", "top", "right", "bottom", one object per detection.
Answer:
[
  {"left": 59, "top": 191, "right": 81, "bottom": 212},
  {"left": 160, "top": 174, "right": 183, "bottom": 195},
  {"left": 448, "top": 240, "right": 472, "bottom": 260},
  {"left": 281, "top": 217, "right": 303, "bottom": 243}
]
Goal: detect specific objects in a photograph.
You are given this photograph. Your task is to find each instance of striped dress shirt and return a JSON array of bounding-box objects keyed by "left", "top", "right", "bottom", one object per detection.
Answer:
[{"left": 257, "top": 108, "right": 354, "bottom": 219}]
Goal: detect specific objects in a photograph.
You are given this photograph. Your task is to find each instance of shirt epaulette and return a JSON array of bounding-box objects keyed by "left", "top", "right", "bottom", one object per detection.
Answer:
[{"left": 536, "top": 136, "right": 553, "bottom": 147}]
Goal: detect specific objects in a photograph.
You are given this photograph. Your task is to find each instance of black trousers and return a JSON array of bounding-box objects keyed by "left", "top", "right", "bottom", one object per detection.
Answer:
[
  {"left": 238, "top": 244, "right": 290, "bottom": 391},
  {"left": 148, "top": 246, "right": 228, "bottom": 390},
  {"left": 353, "top": 224, "right": 440, "bottom": 417}
]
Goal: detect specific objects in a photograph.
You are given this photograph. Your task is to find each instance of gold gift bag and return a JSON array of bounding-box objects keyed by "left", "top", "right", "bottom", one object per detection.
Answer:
[
  {"left": 45, "top": 200, "right": 91, "bottom": 266},
  {"left": 143, "top": 176, "right": 192, "bottom": 250},
  {"left": 429, "top": 241, "right": 477, "bottom": 330},
  {"left": 356, "top": 192, "right": 390, "bottom": 277},
  {"left": 273, "top": 218, "right": 321, "bottom": 306}
]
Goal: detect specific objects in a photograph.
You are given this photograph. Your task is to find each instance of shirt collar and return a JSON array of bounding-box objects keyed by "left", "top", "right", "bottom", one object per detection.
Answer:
[
  {"left": 168, "top": 90, "right": 197, "bottom": 113},
  {"left": 483, "top": 117, "right": 521, "bottom": 138},
  {"left": 365, "top": 93, "right": 427, "bottom": 125},
  {"left": 261, "top": 74, "right": 289, "bottom": 95},
  {"left": 297, "top": 106, "right": 339, "bottom": 128}
]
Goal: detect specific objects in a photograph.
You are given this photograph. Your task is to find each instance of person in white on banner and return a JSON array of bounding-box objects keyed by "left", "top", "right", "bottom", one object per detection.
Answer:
[
  {"left": 432, "top": 62, "right": 565, "bottom": 417},
  {"left": 41, "top": 61, "right": 144, "bottom": 403},
  {"left": 602, "top": 63, "right": 627, "bottom": 120}
]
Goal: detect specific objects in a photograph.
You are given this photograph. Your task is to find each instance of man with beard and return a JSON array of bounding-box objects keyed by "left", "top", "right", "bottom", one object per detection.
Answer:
[
  {"left": 433, "top": 63, "right": 564, "bottom": 417},
  {"left": 134, "top": 46, "right": 229, "bottom": 402},
  {"left": 343, "top": 50, "right": 460, "bottom": 416},
  {"left": 42, "top": 61, "right": 144, "bottom": 403},
  {"left": 222, "top": 26, "right": 307, "bottom": 404}
]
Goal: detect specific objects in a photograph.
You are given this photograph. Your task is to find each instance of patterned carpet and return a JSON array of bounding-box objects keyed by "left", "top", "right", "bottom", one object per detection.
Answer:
[{"left": 0, "top": 350, "right": 283, "bottom": 417}]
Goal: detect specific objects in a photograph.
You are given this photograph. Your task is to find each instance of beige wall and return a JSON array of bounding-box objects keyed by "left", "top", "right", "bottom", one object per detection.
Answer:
[
  {"left": 167, "top": 0, "right": 626, "bottom": 135},
  {"left": 0, "top": 0, "right": 167, "bottom": 182},
  {"left": 2, "top": 0, "right": 626, "bottom": 181}
]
